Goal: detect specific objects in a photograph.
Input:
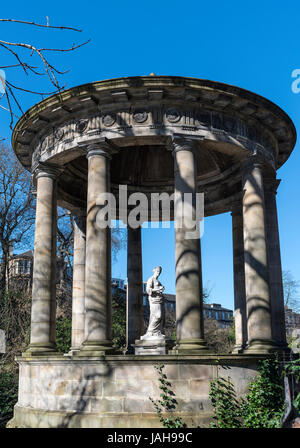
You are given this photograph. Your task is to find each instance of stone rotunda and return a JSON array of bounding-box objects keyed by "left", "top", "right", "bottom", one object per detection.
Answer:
[{"left": 9, "top": 76, "right": 296, "bottom": 427}]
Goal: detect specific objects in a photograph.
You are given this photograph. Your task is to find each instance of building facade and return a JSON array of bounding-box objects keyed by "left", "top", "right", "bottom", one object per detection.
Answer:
[
  {"left": 285, "top": 307, "right": 300, "bottom": 335},
  {"left": 203, "top": 303, "right": 233, "bottom": 328},
  {"left": 112, "top": 278, "right": 232, "bottom": 328},
  {"left": 7, "top": 249, "right": 71, "bottom": 287}
]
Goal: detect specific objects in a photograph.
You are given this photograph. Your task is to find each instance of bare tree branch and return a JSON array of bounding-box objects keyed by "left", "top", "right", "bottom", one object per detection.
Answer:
[
  {"left": 0, "top": 144, "right": 35, "bottom": 295},
  {"left": 0, "top": 17, "right": 90, "bottom": 135},
  {"left": 38, "top": 40, "right": 91, "bottom": 52},
  {"left": 283, "top": 270, "right": 300, "bottom": 312},
  {"left": 0, "top": 18, "right": 83, "bottom": 32}
]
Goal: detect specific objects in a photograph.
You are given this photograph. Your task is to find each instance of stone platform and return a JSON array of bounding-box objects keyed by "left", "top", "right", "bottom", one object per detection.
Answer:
[
  {"left": 133, "top": 338, "right": 174, "bottom": 355},
  {"left": 8, "top": 354, "right": 265, "bottom": 428}
]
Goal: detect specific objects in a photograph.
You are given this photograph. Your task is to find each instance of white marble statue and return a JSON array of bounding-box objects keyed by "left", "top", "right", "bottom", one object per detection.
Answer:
[{"left": 141, "top": 266, "right": 165, "bottom": 340}]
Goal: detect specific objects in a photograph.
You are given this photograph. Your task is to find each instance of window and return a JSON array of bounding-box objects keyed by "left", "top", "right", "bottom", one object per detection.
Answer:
[{"left": 18, "top": 260, "right": 24, "bottom": 273}]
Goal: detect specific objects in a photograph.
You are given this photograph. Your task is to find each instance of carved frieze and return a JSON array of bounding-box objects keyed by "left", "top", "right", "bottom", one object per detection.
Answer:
[
  {"left": 133, "top": 110, "right": 148, "bottom": 123},
  {"left": 54, "top": 128, "right": 64, "bottom": 141},
  {"left": 102, "top": 114, "right": 116, "bottom": 127},
  {"left": 75, "top": 119, "right": 88, "bottom": 133},
  {"left": 33, "top": 105, "right": 276, "bottom": 168},
  {"left": 165, "top": 108, "right": 181, "bottom": 123}
]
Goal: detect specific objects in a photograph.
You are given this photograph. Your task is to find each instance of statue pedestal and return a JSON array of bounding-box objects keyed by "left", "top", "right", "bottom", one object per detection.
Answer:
[{"left": 133, "top": 337, "right": 173, "bottom": 355}]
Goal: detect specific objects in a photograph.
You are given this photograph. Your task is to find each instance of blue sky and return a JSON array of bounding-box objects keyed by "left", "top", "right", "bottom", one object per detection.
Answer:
[{"left": 0, "top": 1, "right": 299, "bottom": 310}]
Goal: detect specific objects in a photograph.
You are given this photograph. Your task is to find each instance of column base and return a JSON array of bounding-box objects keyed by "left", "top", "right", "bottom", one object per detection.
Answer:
[
  {"left": 22, "top": 343, "right": 61, "bottom": 357},
  {"left": 242, "top": 339, "right": 284, "bottom": 355},
  {"left": 66, "top": 347, "right": 81, "bottom": 356},
  {"left": 124, "top": 346, "right": 135, "bottom": 355},
  {"left": 169, "top": 338, "right": 210, "bottom": 355},
  {"left": 76, "top": 340, "right": 120, "bottom": 356},
  {"left": 133, "top": 338, "right": 174, "bottom": 355},
  {"left": 231, "top": 344, "right": 247, "bottom": 354}
]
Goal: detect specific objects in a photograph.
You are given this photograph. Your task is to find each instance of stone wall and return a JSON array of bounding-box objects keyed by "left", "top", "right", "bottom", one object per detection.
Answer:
[{"left": 8, "top": 355, "right": 262, "bottom": 428}]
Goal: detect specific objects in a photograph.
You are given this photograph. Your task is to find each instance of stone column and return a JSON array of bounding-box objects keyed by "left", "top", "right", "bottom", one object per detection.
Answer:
[
  {"left": 172, "top": 138, "right": 207, "bottom": 353},
  {"left": 79, "top": 140, "right": 115, "bottom": 355},
  {"left": 264, "top": 177, "right": 288, "bottom": 350},
  {"left": 25, "top": 164, "right": 60, "bottom": 355},
  {"left": 126, "top": 225, "right": 144, "bottom": 353},
  {"left": 242, "top": 157, "right": 275, "bottom": 353},
  {"left": 70, "top": 212, "right": 86, "bottom": 354},
  {"left": 231, "top": 200, "right": 248, "bottom": 353}
]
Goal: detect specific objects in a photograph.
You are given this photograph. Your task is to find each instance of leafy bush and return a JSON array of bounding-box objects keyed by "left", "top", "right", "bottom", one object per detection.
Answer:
[
  {"left": 56, "top": 291, "right": 128, "bottom": 353},
  {"left": 209, "top": 376, "right": 242, "bottom": 428},
  {"left": 111, "top": 291, "right": 126, "bottom": 350},
  {"left": 240, "top": 359, "right": 284, "bottom": 428},
  {"left": 55, "top": 316, "right": 71, "bottom": 353},
  {"left": 149, "top": 364, "right": 187, "bottom": 428},
  {"left": 209, "top": 359, "right": 284, "bottom": 428},
  {"left": 283, "top": 357, "right": 300, "bottom": 382},
  {"left": 204, "top": 319, "right": 234, "bottom": 353},
  {"left": 282, "top": 357, "right": 300, "bottom": 413},
  {"left": 0, "top": 366, "right": 18, "bottom": 428}
]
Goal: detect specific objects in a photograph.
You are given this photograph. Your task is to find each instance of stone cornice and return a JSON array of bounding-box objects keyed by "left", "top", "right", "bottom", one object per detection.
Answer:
[{"left": 11, "top": 76, "right": 296, "bottom": 172}]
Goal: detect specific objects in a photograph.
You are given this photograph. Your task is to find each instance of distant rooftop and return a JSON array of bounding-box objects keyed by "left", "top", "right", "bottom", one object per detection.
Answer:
[{"left": 11, "top": 250, "right": 34, "bottom": 259}]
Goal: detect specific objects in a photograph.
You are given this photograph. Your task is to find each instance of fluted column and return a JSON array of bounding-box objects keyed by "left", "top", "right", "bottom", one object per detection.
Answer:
[
  {"left": 79, "top": 140, "right": 115, "bottom": 355},
  {"left": 126, "top": 225, "right": 144, "bottom": 353},
  {"left": 172, "top": 137, "right": 207, "bottom": 353},
  {"left": 25, "top": 163, "right": 60, "bottom": 355},
  {"left": 264, "top": 176, "right": 288, "bottom": 350},
  {"left": 231, "top": 200, "right": 248, "bottom": 353},
  {"left": 70, "top": 212, "right": 86, "bottom": 354},
  {"left": 242, "top": 157, "right": 275, "bottom": 353}
]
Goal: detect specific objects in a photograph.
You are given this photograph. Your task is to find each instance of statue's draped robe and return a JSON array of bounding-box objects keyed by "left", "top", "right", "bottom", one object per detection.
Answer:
[{"left": 145, "top": 275, "right": 164, "bottom": 335}]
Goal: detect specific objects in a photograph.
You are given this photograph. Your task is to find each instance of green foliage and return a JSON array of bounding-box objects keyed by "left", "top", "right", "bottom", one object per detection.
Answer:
[
  {"left": 209, "top": 376, "right": 242, "bottom": 428},
  {"left": 283, "top": 357, "right": 300, "bottom": 382},
  {"left": 282, "top": 356, "right": 300, "bottom": 412},
  {"left": 240, "top": 359, "right": 284, "bottom": 428},
  {"left": 149, "top": 364, "right": 187, "bottom": 428},
  {"left": 209, "top": 359, "right": 284, "bottom": 428},
  {"left": 111, "top": 291, "right": 126, "bottom": 350},
  {"left": 171, "top": 329, "right": 176, "bottom": 341},
  {"left": 228, "top": 321, "right": 235, "bottom": 343},
  {"left": 0, "top": 366, "right": 18, "bottom": 428},
  {"left": 293, "top": 393, "right": 300, "bottom": 413},
  {"left": 204, "top": 319, "right": 234, "bottom": 353},
  {"left": 55, "top": 316, "right": 71, "bottom": 353}
]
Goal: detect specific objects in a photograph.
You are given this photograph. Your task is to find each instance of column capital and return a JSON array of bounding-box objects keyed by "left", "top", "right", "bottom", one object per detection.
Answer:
[
  {"left": 242, "top": 152, "right": 265, "bottom": 174},
  {"left": 82, "top": 138, "right": 118, "bottom": 160},
  {"left": 169, "top": 136, "right": 198, "bottom": 155},
  {"left": 32, "top": 162, "right": 63, "bottom": 180},
  {"left": 264, "top": 177, "right": 281, "bottom": 194}
]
